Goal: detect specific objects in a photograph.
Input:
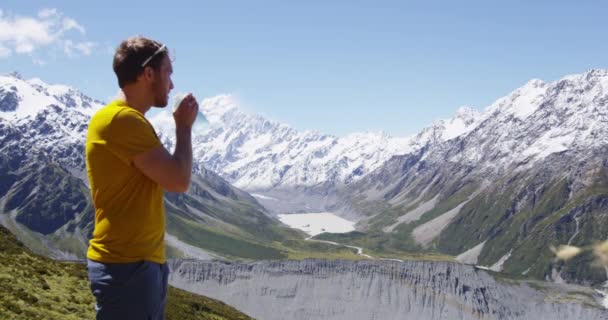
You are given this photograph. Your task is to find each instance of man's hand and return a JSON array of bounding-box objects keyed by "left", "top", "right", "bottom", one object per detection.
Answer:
[{"left": 173, "top": 93, "right": 198, "bottom": 130}]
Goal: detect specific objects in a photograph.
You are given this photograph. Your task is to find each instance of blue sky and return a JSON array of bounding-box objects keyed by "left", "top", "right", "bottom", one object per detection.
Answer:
[{"left": 1, "top": 1, "right": 607, "bottom": 136}]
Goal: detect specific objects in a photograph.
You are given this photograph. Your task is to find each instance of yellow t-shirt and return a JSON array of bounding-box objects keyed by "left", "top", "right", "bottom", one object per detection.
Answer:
[{"left": 85, "top": 100, "right": 165, "bottom": 264}]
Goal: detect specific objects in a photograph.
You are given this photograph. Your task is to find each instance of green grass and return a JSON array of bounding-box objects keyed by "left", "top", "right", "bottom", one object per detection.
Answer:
[
  {"left": 500, "top": 180, "right": 608, "bottom": 283},
  {"left": 166, "top": 212, "right": 376, "bottom": 261},
  {"left": 0, "top": 225, "right": 253, "bottom": 320},
  {"left": 166, "top": 213, "right": 287, "bottom": 260},
  {"left": 323, "top": 169, "right": 608, "bottom": 284},
  {"left": 165, "top": 287, "right": 254, "bottom": 320},
  {"left": 312, "top": 231, "right": 454, "bottom": 262},
  {"left": 279, "top": 239, "right": 363, "bottom": 260}
]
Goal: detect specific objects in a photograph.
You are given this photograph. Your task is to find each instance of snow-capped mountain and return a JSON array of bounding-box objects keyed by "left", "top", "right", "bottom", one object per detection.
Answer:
[
  {"left": 150, "top": 95, "right": 414, "bottom": 190},
  {"left": 147, "top": 70, "right": 608, "bottom": 219},
  {"left": 409, "top": 106, "right": 482, "bottom": 148},
  {"left": 352, "top": 69, "right": 608, "bottom": 202},
  {"left": 148, "top": 72, "right": 604, "bottom": 214},
  {"left": 148, "top": 95, "right": 485, "bottom": 216},
  {"left": 0, "top": 72, "right": 99, "bottom": 119},
  {"left": 3, "top": 73, "right": 489, "bottom": 217},
  {"left": 338, "top": 69, "right": 608, "bottom": 285},
  {"left": 0, "top": 72, "right": 102, "bottom": 182},
  {"left": 430, "top": 70, "right": 608, "bottom": 173},
  {"left": 4, "top": 68, "right": 606, "bottom": 208},
  {"left": 3, "top": 69, "right": 608, "bottom": 286},
  {"left": 0, "top": 72, "right": 298, "bottom": 261}
]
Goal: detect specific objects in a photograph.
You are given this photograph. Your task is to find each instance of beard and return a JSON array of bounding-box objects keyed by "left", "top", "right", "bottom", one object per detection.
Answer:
[{"left": 151, "top": 77, "right": 169, "bottom": 107}]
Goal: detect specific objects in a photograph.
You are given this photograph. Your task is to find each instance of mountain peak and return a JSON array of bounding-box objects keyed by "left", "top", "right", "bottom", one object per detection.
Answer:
[
  {"left": 0, "top": 74, "right": 101, "bottom": 119},
  {"left": 523, "top": 78, "right": 546, "bottom": 89},
  {"left": 454, "top": 106, "right": 481, "bottom": 120},
  {"left": 416, "top": 106, "right": 481, "bottom": 144},
  {"left": 200, "top": 94, "right": 240, "bottom": 123},
  {"left": 485, "top": 78, "right": 547, "bottom": 120},
  {"left": 583, "top": 68, "right": 608, "bottom": 78},
  {"left": 6, "top": 71, "right": 23, "bottom": 80}
]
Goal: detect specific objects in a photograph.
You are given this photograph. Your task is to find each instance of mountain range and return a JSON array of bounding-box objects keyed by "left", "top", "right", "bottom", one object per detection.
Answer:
[
  {"left": 1, "top": 69, "right": 608, "bottom": 288},
  {"left": 0, "top": 72, "right": 358, "bottom": 262}
]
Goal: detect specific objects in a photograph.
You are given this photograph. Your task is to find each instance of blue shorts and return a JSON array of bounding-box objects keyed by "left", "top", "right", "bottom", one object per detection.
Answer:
[{"left": 87, "top": 259, "right": 169, "bottom": 320}]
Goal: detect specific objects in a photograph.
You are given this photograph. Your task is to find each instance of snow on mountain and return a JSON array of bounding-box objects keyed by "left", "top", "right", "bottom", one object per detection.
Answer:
[
  {"left": 149, "top": 95, "right": 477, "bottom": 191},
  {"left": 0, "top": 76, "right": 55, "bottom": 118},
  {"left": 4, "top": 68, "right": 607, "bottom": 198},
  {"left": 436, "top": 69, "right": 608, "bottom": 172},
  {"left": 0, "top": 72, "right": 99, "bottom": 120},
  {"left": 0, "top": 72, "right": 105, "bottom": 180},
  {"left": 200, "top": 94, "right": 240, "bottom": 123},
  {"left": 486, "top": 79, "right": 548, "bottom": 120},
  {"left": 411, "top": 106, "right": 482, "bottom": 147},
  {"left": 2, "top": 72, "right": 423, "bottom": 193},
  {"left": 0, "top": 71, "right": 488, "bottom": 195},
  {"left": 150, "top": 70, "right": 608, "bottom": 193},
  {"left": 442, "top": 106, "right": 482, "bottom": 140},
  {"left": 343, "top": 70, "right": 608, "bottom": 285}
]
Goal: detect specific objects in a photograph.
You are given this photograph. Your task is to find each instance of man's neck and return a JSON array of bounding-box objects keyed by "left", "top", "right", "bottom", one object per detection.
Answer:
[{"left": 118, "top": 89, "right": 152, "bottom": 115}]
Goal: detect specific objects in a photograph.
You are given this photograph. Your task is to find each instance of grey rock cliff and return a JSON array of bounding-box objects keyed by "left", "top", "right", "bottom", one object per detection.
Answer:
[{"left": 168, "top": 259, "right": 607, "bottom": 320}]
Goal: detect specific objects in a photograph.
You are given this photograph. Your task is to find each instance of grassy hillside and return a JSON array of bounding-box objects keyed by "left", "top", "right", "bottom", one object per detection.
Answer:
[
  {"left": 0, "top": 225, "right": 253, "bottom": 320},
  {"left": 334, "top": 160, "right": 608, "bottom": 285}
]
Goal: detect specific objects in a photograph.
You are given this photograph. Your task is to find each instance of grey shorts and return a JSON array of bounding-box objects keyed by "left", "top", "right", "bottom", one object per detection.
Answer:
[{"left": 87, "top": 259, "right": 169, "bottom": 320}]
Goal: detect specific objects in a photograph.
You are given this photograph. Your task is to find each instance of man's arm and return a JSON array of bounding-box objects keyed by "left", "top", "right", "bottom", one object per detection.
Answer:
[
  {"left": 133, "top": 128, "right": 192, "bottom": 193},
  {"left": 133, "top": 94, "right": 198, "bottom": 193}
]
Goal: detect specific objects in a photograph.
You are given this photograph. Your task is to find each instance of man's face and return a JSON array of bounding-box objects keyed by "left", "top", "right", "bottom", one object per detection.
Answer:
[{"left": 151, "top": 55, "right": 174, "bottom": 107}]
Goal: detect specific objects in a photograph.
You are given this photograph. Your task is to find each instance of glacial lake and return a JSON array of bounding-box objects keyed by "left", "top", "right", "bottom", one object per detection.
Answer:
[{"left": 277, "top": 212, "right": 356, "bottom": 236}]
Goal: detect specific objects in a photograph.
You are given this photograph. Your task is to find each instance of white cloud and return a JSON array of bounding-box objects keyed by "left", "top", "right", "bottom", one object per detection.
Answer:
[
  {"left": 61, "top": 17, "right": 85, "bottom": 34},
  {"left": 38, "top": 8, "right": 58, "bottom": 19},
  {"left": 15, "top": 42, "right": 35, "bottom": 54},
  {"left": 0, "top": 8, "right": 96, "bottom": 60},
  {"left": 64, "top": 40, "right": 96, "bottom": 57}
]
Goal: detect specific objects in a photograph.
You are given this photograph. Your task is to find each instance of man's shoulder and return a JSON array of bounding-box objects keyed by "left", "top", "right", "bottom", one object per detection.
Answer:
[
  {"left": 100, "top": 102, "right": 159, "bottom": 141},
  {"left": 91, "top": 101, "right": 146, "bottom": 124}
]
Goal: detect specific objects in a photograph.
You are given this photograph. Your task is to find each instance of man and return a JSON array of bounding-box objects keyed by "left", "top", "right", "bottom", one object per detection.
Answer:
[{"left": 85, "top": 36, "right": 198, "bottom": 319}]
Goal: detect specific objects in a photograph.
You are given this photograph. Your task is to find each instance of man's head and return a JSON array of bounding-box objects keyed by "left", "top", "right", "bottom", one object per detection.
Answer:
[{"left": 113, "top": 36, "right": 174, "bottom": 107}]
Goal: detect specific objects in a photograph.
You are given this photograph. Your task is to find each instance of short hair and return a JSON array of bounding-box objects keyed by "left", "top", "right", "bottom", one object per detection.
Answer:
[{"left": 112, "top": 36, "right": 169, "bottom": 88}]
